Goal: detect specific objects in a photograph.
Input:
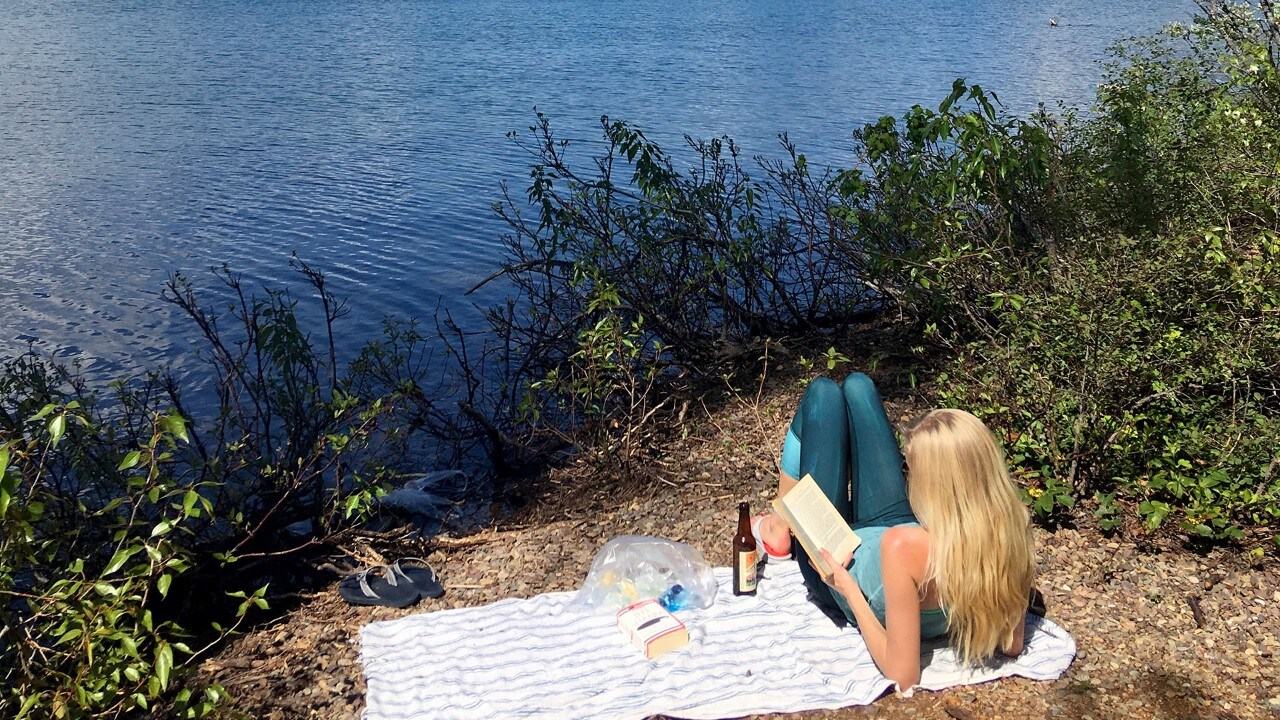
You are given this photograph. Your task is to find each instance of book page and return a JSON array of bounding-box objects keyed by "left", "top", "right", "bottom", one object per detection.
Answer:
[{"left": 772, "top": 474, "right": 861, "bottom": 575}]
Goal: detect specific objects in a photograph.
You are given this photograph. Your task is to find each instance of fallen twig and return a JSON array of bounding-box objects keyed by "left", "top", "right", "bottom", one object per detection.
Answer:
[{"left": 1188, "top": 594, "right": 1206, "bottom": 629}]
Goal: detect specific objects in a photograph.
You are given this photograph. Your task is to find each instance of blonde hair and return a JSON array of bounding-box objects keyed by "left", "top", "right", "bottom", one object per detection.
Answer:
[{"left": 903, "top": 409, "right": 1034, "bottom": 665}]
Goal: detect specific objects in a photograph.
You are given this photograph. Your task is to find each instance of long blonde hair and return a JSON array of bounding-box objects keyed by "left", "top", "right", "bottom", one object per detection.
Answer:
[{"left": 903, "top": 409, "right": 1034, "bottom": 665}]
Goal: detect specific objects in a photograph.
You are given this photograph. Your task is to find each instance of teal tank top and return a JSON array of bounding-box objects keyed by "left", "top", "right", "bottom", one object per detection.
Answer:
[{"left": 828, "top": 523, "right": 949, "bottom": 639}]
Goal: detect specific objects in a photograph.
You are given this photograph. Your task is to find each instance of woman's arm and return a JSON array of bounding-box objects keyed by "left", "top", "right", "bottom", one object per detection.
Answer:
[
  {"left": 817, "top": 537, "right": 923, "bottom": 691},
  {"left": 818, "top": 525, "right": 931, "bottom": 690},
  {"left": 877, "top": 537, "right": 925, "bottom": 689}
]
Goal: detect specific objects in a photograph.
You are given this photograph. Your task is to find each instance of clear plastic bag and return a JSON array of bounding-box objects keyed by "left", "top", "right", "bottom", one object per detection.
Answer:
[{"left": 570, "top": 535, "right": 717, "bottom": 613}]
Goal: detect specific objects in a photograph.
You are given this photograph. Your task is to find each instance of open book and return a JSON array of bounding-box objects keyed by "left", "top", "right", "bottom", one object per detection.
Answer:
[{"left": 772, "top": 474, "right": 861, "bottom": 576}]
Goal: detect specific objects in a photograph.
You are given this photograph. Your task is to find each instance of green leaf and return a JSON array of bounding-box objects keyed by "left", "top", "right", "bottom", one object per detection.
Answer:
[
  {"left": 0, "top": 445, "right": 9, "bottom": 478},
  {"left": 182, "top": 489, "right": 199, "bottom": 516},
  {"left": 1034, "top": 493, "right": 1054, "bottom": 514},
  {"left": 163, "top": 414, "right": 190, "bottom": 443},
  {"left": 18, "top": 693, "right": 43, "bottom": 718},
  {"left": 151, "top": 520, "right": 173, "bottom": 538},
  {"left": 49, "top": 414, "right": 65, "bottom": 447},
  {"left": 155, "top": 641, "right": 174, "bottom": 690},
  {"left": 157, "top": 574, "right": 173, "bottom": 598},
  {"left": 118, "top": 450, "right": 142, "bottom": 471},
  {"left": 104, "top": 546, "right": 141, "bottom": 575}
]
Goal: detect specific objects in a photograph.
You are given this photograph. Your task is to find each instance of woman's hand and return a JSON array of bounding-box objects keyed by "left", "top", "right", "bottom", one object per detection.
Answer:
[{"left": 814, "top": 549, "right": 856, "bottom": 594}]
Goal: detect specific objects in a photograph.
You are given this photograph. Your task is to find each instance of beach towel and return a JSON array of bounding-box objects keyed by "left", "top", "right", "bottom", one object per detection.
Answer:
[{"left": 360, "top": 559, "right": 1075, "bottom": 720}]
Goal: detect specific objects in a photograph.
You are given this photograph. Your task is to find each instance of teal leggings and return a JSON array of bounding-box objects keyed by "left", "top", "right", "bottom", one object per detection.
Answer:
[{"left": 781, "top": 373, "right": 917, "bottom": 601}]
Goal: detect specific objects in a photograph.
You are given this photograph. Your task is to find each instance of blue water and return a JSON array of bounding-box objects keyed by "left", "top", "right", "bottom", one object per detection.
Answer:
[{"left": 1, "top": 0, "right": 1193, "bottom": 389}]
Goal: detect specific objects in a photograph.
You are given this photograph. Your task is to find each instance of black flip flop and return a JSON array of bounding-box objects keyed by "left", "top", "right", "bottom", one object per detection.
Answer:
[
  {"left": 389, "top": 558, "right": 445, "bottom": 599},
  {"left": 338, "top": 566, "right": 420, "bottom": 608}
]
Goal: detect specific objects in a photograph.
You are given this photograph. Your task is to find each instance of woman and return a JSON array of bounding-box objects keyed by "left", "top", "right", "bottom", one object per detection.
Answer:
[{"left": 754, "top": 373, "right": 1035, "bottom": 690}]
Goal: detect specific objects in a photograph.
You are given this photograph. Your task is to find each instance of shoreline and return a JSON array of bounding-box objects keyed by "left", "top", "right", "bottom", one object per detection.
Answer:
[{"left": 197, "top": 363, "right": 1280, "bottom": 719}]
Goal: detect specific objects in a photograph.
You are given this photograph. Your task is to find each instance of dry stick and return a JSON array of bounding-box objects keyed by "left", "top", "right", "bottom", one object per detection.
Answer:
[
  {"left": 1256, "top": 453, "right": 1280, "bottom": 500},
  {"left": 1188, "top": 595, "right": 1207, "bottom": 629},
  {"left": 610, "top": 397, "right": 671, "bottom": 452},
  {"left": 232, "top": 539, "right": 323, "bottom": 562},
  {"left": 428, "top": 521, "right": 582, "bottom": 551},
  {"left": 465, "top": 258, "right": 578, "bottom": 296},
  {"left": 698, "top": 397, "right": 732, "bottom": 441}
]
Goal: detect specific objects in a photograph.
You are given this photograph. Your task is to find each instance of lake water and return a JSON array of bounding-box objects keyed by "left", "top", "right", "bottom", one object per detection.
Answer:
[{"left": 1, "top": 0, "right": 1192, "bottom": 391}]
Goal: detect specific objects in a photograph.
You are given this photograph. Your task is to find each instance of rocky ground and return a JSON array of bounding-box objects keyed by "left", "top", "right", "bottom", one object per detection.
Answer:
[{"left": 197, "top": 367, "right": 1280, "bottom": 720}]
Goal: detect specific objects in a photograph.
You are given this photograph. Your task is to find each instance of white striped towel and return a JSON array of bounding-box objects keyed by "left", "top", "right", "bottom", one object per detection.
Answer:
[{"left": 360, "top": 559, "right": 1075, "bottom": 720}]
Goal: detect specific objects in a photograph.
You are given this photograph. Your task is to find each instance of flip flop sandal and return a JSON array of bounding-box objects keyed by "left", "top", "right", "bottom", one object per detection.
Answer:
[
  {"left": 338, "top": 566, "right": 420, "bottom": 608},
  {"left": 389, "top": 558, "right": 445, "bottom": 599}
]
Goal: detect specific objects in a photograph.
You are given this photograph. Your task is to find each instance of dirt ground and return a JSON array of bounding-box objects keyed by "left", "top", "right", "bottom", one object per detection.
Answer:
[{"left": 197, "top": 370, "right": 1280, "bottom": 720}]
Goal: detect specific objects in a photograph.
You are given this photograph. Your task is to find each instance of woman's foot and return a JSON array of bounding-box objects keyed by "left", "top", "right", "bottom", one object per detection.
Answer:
[{"left": 753, "top": 513, "right": 792, "bottom": 559}]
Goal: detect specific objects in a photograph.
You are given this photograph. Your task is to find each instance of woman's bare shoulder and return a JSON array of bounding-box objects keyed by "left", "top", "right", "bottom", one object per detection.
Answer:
[
  {"left": 880, "top": 525, "right": 934, "bottom": 593},
  {"left": 881, "top": 525, "right": 931, "bottom": 568},
  {"left": 882, "top": 524, "right": 930, "bottom": 550}
]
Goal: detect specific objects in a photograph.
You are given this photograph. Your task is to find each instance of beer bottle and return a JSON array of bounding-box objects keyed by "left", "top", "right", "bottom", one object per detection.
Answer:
[{"left": 733, "top": 501, "right": 758, "bottom": 596}]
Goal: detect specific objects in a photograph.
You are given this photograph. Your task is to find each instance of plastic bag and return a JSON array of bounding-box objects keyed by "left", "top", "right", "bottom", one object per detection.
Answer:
[
  {"left": 378, "top": 470, "right": 471, "bottom": 536},
  {"left": 570, "top": 536, "right": 717, "bottom": 613}
]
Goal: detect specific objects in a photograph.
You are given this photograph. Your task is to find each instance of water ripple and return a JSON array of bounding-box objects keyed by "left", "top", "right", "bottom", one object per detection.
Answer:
[{"left": 0, "top": 0, "right": 1193, "bottom": 389}]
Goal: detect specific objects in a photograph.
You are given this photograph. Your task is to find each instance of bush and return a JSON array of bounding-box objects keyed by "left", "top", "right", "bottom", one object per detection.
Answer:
[
  {"left": 855, "top": 1, "right": 1280, "bottom": 543},
  {"left": 0, "top": 360, "right": 240, "bottom": 718},
  {"left": 0, "top": 261, "right": 453, "bottom": 718},
  {"left": 935, "top": 227, "right": 1280, "bottom": 539},
  {"left": 475, "top": 113, "right": 886, "bottom": 465}
]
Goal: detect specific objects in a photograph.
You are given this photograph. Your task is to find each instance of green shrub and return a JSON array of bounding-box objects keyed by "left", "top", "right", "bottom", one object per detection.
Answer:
[
  {"left": 0, "top": 373, "right": 241, "bottom": 718},
  {"left": 885, "top": 1, "right": 1280, "bottom": 543},
  {"left": 520, "top": 276, "right": 668, "bottom": 472},
  {"left": 0, "top": 261, "right": 439, "bottom": 718},
  {"left": 935, "top": 227, "right": 1280, "bottom": 539},
  {"left": 834, "top": 79, "right": 1057, "bottom": 337}
]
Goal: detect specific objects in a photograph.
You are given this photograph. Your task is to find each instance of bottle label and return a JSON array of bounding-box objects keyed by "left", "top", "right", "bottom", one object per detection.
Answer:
[{"left": 736, "top": 549, "right": 758, "bottom": 592}]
